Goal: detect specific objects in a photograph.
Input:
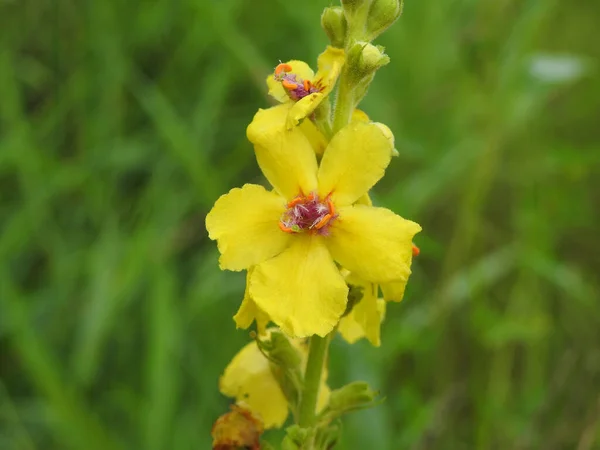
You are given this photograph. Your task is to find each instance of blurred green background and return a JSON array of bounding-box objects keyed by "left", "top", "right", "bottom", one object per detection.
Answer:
[{"left": 1, "top": 0, "right": 599, "bottom": 449}]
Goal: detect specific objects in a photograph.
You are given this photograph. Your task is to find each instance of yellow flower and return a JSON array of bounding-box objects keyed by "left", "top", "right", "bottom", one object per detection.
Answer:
[
  {"left": 219, "top": 333, "right": 330, "bottom": 429},
  {"left": 266, "top": 46, "right": 345, "bottom": 129},
  {"left": 338, "top": 272, "right": 386, "bottom": 347},
  {"left": 206, "top": 106, "right": 420, "bottom": 337},
  {"left": 233, "top": 267, "right": 270, "bottom": 336}
]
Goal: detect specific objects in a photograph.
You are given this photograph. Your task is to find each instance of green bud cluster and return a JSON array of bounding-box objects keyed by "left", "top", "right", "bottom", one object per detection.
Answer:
[{"left": 321, "top": 0, "right": 401, "bottom": 126}]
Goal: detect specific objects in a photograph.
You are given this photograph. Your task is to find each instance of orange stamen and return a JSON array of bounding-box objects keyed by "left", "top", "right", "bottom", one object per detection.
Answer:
[
  {"left": 314, "top": 214, "right": 332, "bottom": 230},
  {"left": 303, "top": 80, "right": 311, "bottom": 91},
  {"left": 287, "top": 196, "right": 304, "bottom": 208},
  {"left": 274, "top": 63, "right": 292, "bottom": 76},
  {"left": 327, "top": 198, "right": 335, "bottom": 215},
  {"left": 279, "top": 222, "right": 294, "bottom": 233},
  {"left": 281, "top": 80, "right": 297, "bottom": 90},
  {"left": 412, "top": 244, "right": 420, "bottom": 257},
  {"left": 306, "top": 192, "right": 315, "bottom": 201}
]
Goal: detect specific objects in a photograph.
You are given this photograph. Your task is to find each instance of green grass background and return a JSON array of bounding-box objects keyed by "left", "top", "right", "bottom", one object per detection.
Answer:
[{"left": 1, "top": 0, "right": 599, "bottom": 449}]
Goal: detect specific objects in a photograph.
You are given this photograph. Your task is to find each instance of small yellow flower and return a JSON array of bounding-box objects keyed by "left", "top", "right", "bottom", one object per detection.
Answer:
[
  {"left": 219, "top": 333, "right": 330, "bottom": 429},
  {"left": 338, "top": 272, "right": 386, "bottom": 347},
  {"left": 337, "top": 239, "right": 419, "bottom": 345},
  {"left": 266, "top": 46, "right": 345, "bottom": 129},
  {"left": 205, "top": 106, "right": 421, "bottom": 337},
  {"left": 233, "top": 267, "right": 270, "bottom": 336}
]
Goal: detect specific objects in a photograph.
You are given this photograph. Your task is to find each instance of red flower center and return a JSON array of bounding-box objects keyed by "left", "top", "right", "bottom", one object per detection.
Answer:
[
  {"left": 279, "top": 193, "right": 337, "bottom": 235},
  {"left": 274, "top": 63, "right": 324, "bottom": 101}
]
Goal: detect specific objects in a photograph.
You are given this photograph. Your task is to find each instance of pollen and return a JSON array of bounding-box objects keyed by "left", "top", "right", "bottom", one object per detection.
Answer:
[
  {"left": 281, "top": 79, "right": 298, "bottom": 91},
  {"left": 274, "top": 63, "right": 292, "bottom": 76},
  {"left": 279, "top": 193, "right": 337, "bottom": 235},
  {"left": 273, "top": 63, "right": 324, "bottom": 101},
  {"left": 412, "top": 244, "right": 420, "bottom": 257}
]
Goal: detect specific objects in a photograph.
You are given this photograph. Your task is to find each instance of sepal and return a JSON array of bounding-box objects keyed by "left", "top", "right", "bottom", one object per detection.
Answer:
[{"left": 321, "top": 6, "right": 347, "bottom": 48}]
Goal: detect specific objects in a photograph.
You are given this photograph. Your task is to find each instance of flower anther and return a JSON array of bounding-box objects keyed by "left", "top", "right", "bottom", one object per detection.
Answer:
[
  {"left": 273, "top": 64, "right": 324, "bottom": 101},
  {"left": 279, "top": 192, "right": 337, "bottom": 235}
]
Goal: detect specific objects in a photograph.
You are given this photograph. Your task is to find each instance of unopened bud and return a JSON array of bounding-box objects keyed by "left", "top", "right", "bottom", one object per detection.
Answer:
[
  {"left": 328, "top": 381, "right": 379, "bottom": 413},
  {"left": 367, "top": 0, "right": 403, "bottom": 40},
  {"left": 282, "top": 425, "right": 311, "bottom": 450},
  {"left": 321, "top": 6, "right": 347, "bottom": 48},
  {"left": 341, "top": 0, "right": 372, "bottom": 16},
  {"left": 259, "top": 330, "right": 302, "bottom": 370},
  {"left": 347, "top": 41, "right": 390, "bottom": 83}
]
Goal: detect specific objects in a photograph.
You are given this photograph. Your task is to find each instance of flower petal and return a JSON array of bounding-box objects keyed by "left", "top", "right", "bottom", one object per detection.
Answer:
[
  {"left": 299, "top": 118, "right": 328, "bottom": 156},
  {"left": 247, "top": 105, "right": 319, "bottom": 200},
  {"left": 266, "top": 60, "right": 315, "bottom": 103},
  {"left": 338, "top": 276, "right": 384, "bottom": 347},
  {"left": 318, "top": 122, "right": 393, "bottom": 206},
  {"left": 206, "top": 184, "right": 290, "bottom": 271},
  {"left": 220, "top": 341, "right": 289, "bottom": 429},
  {"left": 250, "top": 235, "right": 348, "bottom": 338},
  {"left": 234, "top": 268, "right": 271, "bottom": 335},
  {"left": 326, "top": 205, "right": 421, "bottom": 282},
  {"left": 351, "top": 109, "right": 370, "bottom": 123},
  {"left": 314, "top": 46, "right": 345, "bottom": 98},
  {"left": 381, "top": 277, "right": 410, "bottom": 303},
  {"left": 286, "top": 92, "right": 324, "bottom": 129}
]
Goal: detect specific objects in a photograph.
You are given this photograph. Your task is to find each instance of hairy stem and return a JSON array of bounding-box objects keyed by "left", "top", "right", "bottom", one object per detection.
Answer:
[{"left": 298, "top": 333, "right": 331, "bottom": 428}]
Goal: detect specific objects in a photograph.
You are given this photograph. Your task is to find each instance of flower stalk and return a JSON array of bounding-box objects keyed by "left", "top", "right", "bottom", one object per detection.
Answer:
[
  {"left": 298, "top": 333, "right": 332, "bottom": 428},
  {"left": 209, "top": 1, "right": 418, "bottom": 448}
]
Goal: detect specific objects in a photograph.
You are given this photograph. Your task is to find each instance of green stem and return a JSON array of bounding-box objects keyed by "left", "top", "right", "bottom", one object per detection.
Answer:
[
  {"left": 298, "top": 333, "right": 331, "bottom": 427},
  {"left": 332, "top": 69, "right": 355, "bottom": 134}
]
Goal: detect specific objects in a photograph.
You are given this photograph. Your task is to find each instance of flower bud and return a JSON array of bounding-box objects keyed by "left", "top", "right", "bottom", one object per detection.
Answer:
[
  {"left": 367, "top": 0, "right": 403, "bottom": 40},
  {"left": 347, "top": 41, "right": 390, "bottom": 83},
  {"left": 327, "top": 381, "right": 379, "bottom": 415},
  {"left": 282, "top": 425, "right": 311, "bottom": 450},
  {"left": 258, "top": 330, "right": 302, "bottom": 371},
  {"left": 321, "top": 6, "right": 347, "bottom": 48},
  {"left": 341, "top": 0, "right": 372, "bottom": 16}
]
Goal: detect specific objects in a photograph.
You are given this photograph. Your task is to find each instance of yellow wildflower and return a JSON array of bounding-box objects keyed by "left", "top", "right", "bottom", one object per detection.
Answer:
[
  {"left": 205, "top": 106, "right": 421, "bottom": 337},
  {"left": 219, "top": 333, "right": 330, "bottom": 429},
  {"left": 266, "top": 46, "right": 345, "bottom": 129},
  {"left": 338, "top": 272, "right": 386, "bottom": 347},
  {"left": 233, "top": 267, "right": 270, "bottom": 336}
]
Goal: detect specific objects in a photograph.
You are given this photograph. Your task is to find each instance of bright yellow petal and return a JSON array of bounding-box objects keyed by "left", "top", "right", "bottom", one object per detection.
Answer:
[
  {"left": 318, "top": 121, "right": 393, "bottom": 206},
  {"left": 355, "top": 193, "right": 372, "bottom": 206},
  {"left": 351, "top": 109, "right": 370, "bottom": 123},
  {"left": 220, "top": 341, "right": 289, "bottom": 429},
  {"left": 234, "top": 268, "right": 270, "bottom": 335},
  {"left": 381, "top": 277, "right": 410, "bottom": 303},
  {"left": 206, "top": 184, "right": 290, "bottom": 271},
  {"left": 327, "top": 205, "right": 421, "bottom": 283},
  {"left": 286, "top": 92, "right": 324, "bottom": 129},
  {"left": 267, "top": 60, "right": 315, "bottom": 103},
  {"left": 374, "top": 122, "right": 400, "bottom": 156},
  {"left": 338, "top": 276, "right": 382, "bottom": 346},
  {"left": 247, "top": 105, "right": 319, "bottom": 200},
  {"left": 313, "top": 46, "right": 345, "bottom": 97},
  {"left": 250, "top": 235, "right": 348, "bottom": 338},
  {"left": 299, "top": 118, "right": 328, "bottom": 156}
]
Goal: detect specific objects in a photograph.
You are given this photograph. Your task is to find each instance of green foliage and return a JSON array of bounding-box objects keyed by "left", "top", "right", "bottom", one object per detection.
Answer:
[{"left": 1, "top": 0, "right": 599, "bottom": 449}]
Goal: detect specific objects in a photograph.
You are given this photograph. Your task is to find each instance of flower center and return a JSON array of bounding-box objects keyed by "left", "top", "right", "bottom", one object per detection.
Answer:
[
  {"left": 279, "top": 193, "right": 337, "bottom": 235},
  {"left": 274, "top": 63, "right": 323, "bottom": 101}
]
